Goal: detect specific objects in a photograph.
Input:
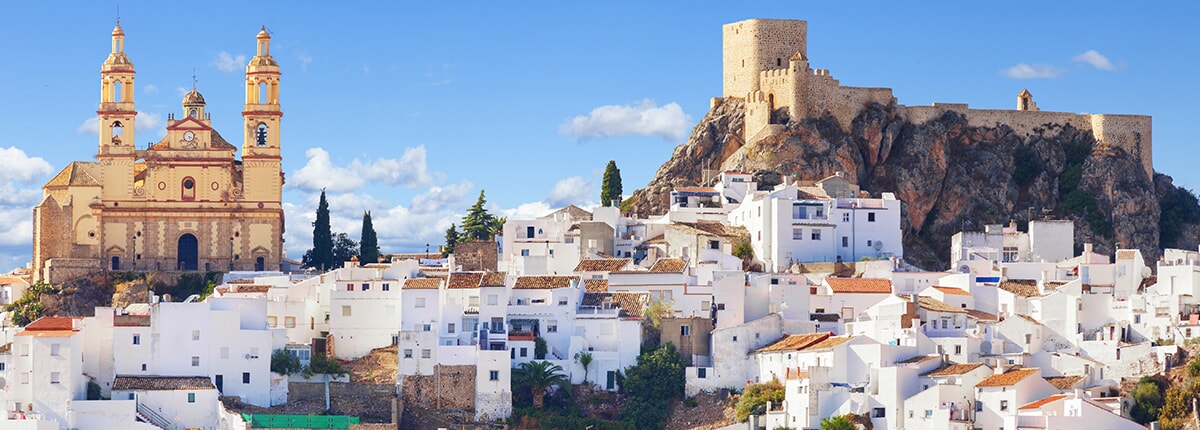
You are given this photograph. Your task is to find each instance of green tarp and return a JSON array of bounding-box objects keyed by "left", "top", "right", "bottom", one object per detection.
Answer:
[{"left": 241, "top": 413, "right": 361, "bottom": 429}]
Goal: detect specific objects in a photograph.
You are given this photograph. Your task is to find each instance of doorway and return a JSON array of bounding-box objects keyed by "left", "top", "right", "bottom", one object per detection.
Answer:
[{"left": 177, "top": 234, "right": 199, "bottom": 271}]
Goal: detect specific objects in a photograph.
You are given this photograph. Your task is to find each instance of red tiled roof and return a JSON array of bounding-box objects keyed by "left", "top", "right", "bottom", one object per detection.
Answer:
[
  {"left": 826, "top": 278, "right": 891, "bottom": 294},
  {"left": 24, "top": 317, "right": 79, "bottom": 331},
  {"left": 574, "top": 259, "right": 632, "bottom": 273},
  {"left": 1019, "top": 394, "right": 1068, "bottom": 410},
  {"left": 898, "top": 355, "right": 939, "bottom": 365},
  {"left": 403, "top": 278, "right": 441, "bottom": 289},
  {"left": 924, "top": 362, "right": 987, "bottom": 377},
  {"left": 581, "top": 292, "right": 647, "bottom": 318},
  {"left": 755, "top": 332, "right": 832, "bottom": 353},
  {"left": 966, "top": 309, "right": 999, "bottom": 322},
  {"left": 513, "top": 276, "right": 577, "bottom": 290},
  {"left": 931, "top": 286, "right": 971, "bottom": 296},
  {"left": 481, "top": 272, "right": 507, "bottom": 287},
  {"left": 584, "top": 279, "right": 609, "bottom": 293},
  {"left": 113, "top": 376, "right": 215, "bottom": 391},
  {"left": 650, "top": 258, "right": 687, "bottom": 273},
  {"left": 1044, "top": 375, "right": 1084, "bottom": 390},
  {"left": 786, "top": 368, "right": 810, "bottom": 380},
  {"left": 447, "top": 272, "right": 484, "bottom": 289},
  {"left": 999, "top": 279, "right": 1039, "bottom": 297},
  {"left": 918, "top": 296, "right": 967, "bottom": 314},
  {"left": 977, "top": 368, "right": 1040, "bottom": 387},
  {"left": 231, "top": 285, "right": 270, "bottom": 293}
]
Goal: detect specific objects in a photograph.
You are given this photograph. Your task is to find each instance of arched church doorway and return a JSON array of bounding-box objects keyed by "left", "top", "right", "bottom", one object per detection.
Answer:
[
  {"left": 255, "top": 256, "right": 265, "bottom": 272},
  {"left": 177, "top": 234, "right": 199, "bottom": 271}
]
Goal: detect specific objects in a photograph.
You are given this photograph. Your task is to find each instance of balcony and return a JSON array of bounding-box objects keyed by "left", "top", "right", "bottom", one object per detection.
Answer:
[{"left": 509, "top": 331, "right": 536, "bottom": 341}]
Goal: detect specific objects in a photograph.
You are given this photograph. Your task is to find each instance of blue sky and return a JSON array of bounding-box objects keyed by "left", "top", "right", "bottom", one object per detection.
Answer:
[{"left": 1, "top": 1, "right": 1196, "bottom": 268}]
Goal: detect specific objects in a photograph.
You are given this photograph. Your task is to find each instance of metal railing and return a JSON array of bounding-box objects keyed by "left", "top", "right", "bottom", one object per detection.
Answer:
[{"left": 136, "top": 402, "right": 172, "bottom": 428}]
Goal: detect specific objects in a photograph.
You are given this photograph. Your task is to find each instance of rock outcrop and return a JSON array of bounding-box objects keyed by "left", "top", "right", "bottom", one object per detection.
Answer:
[{"left": 629, "top": 99, "right": 1200, "bottom": 270}]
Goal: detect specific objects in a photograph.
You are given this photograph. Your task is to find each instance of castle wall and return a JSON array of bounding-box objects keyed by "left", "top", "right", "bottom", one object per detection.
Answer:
[
  {"left": 723, "top": 19, "right": 807, "bottom": 98},
  {"left": 1091, "top": 114, "right": 1152, "bottom": 176}
]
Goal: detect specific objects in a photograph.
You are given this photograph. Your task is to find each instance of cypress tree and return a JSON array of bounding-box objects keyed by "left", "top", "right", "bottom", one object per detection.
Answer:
[
  {"left": 360, "top": 211, "right": 380, "bottom": 264},
  {"left": 601, "top": 160, "right": 623, "bottom": 207},
  {"left": 307, "top": 190, "right": 334, "bottom": 270},
  {"left": 443, "top": 223, "right": 460, "bottom": 257}
]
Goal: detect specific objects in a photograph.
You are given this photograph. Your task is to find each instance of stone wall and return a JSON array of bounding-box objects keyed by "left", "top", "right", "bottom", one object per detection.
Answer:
[
  {"left": 723, "top": 19, "right": 807, "bottom": 98},
  {"left": 399, "top": 364, "right": 476, "bottom": 411},
  {"left": 454, "top": 240, "right": 497, "bottom": 272}
]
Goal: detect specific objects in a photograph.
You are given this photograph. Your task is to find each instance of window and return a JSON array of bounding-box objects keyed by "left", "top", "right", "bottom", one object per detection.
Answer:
[
  {"left": 732, "top": 336, "right": 738, "bottom": 342},
  {"left": 867, "top": 240, "right": 873, "bottom": 247},
  {"left": 362, "top": 283, "right": 370, "bottom": 291},
  {"left": 242, "top": 372, "right": 250, "bottom": 384},
  {"left": 346, "top": 284, "right": 353, "bottom": 291},
  {"left": 51, "top": 343, "right": 61, "bottom": 356},
  {"left": 520, "top": 249, "right": 530, "bottom": 257},
  {"left": 681, "top": 326, "right": 691, "bottom": 336},
  {"left": 526, "top": 226, "right": 535, "bottom": 238},
  {"left": 717, "top": 303, "right": 726, "bottom": 310},
  {"left": 382, "top": 283, "right": 390, "bottom": 291},
  {"left": 941, "top": 320, "right": 948, "bottom": 329},
  {"left": 547, "top": 322, "right": 558, "bottom": 333},
  {"left": 1025, "top": 334, "right": 1032, "bottom": 344},
  {"left": 793, "top": 206, "right": 807, "bottom": 219},
  {"left": 423, "top": 324, "right": 431, "bottom": 332},
  {"left": 448, "top": 323, "right": 456, "bottom": 334},
  {"left": 421, "top": 349, "right": 431, "bottom": 359},
  {"left": 1002, "top": 246, "right": 1019, "bottom": 263},
  {"left": 141, "top": 364, "right": 147, "bottom": 371},
  {"left": 192, "top": 356, "right": 200, "bottom": 367},
  {"left": 489, "top": 370, "right": 499, "bottom": 381},
  {"left": 698, "top": 368, "right": 707, "bottom": 378},
  {"left": 133, "top": 334, "right": 141, "bottom": 345},
  {"left": 709, "top": 240, "right": 720, "bottom": 249},
  {"left": 793, "top": 228, "right": 803, "bottom": 240},
  {"left": 955, "top": 345, "right": 962, "bottom": 355},
  {"left": 268, "top": 316, "right": 277, "bottom": 327},
  {"left": 285, "top": 317, "right": 296, "bottom": 328},
  {"left": 416, "top": 297, "right": 426, "bottom": 308},
  {"left": 976, "top": 401, "right": 983, "bottom": 412},
  {"left": 342, "top": 305, "right": 352, "bottom": 317},
  {"left": 842, "top": 236, "right": 849, "bottom": 247},
  {"left": 1000, "top": 400, "right": 1009, "bottom": 411},
  {"left": 520, "top": 347, "right": 528, "bottom": 357},
  {"left": 873, "top": 408, "right": 885, "bottom": 418},
  {"left": 192, "top": 330, "right": 200, "bottom": 341},
  {"left": 488, "top": 295, "right": 498, "bottom": 306},
  {"left": 50, "top": 372, "right": 60, "bottom": 384},
  {"left": 924, "top": 410, "right": 933, "bottom": 417},
  {"left": 188, "top": 393, "right": 196, "bottom": 403},
  {"left": 403, "top": 349, "right": 413, "bottom": 359},
  {"left": 842, "top": 213, "right": 850, "bottom": 222},
  {"left": 811, "top": 230, "right": 821, "bottom": 240},
  {"left": 867, "top": 212, "right": 876, "bottom": 222},
  {"left": 558, "top": 297, "right": 568, "bottom": 306},
  {"left": 0, "top": 363, "right": 4, "bottom": 371}
]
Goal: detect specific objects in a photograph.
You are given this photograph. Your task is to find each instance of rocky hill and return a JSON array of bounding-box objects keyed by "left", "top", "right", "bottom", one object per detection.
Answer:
[{"left": 628, "top": 99, "right": 1200, "bottom": 270}]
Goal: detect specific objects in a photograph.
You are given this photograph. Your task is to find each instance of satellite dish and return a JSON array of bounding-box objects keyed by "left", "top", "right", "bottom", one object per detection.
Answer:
[
  {"left": 959, "top": 265, "right": 971, "bottom": 274},
  {"left": 980, "top": 341, "right": 992, "bottom": 354},
  {"left": 874, "top": 241, "right": 884, "bottom": 251}
]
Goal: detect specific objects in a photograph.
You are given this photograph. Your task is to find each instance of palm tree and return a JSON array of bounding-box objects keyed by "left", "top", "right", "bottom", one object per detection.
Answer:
[
  {"left": 513, "top": 360, "right": 568, "bottom": 408},
  {"left": 579, "top": 351, "right": 594, "bottom": 386}
]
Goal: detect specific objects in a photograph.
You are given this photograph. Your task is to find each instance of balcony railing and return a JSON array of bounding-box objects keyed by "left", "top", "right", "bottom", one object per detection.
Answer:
[{"left": 509, "top": 331, "right": 536, "bottom": 341}]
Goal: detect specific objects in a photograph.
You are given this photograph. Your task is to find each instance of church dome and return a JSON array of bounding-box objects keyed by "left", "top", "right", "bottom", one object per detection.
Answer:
[
  {"left": 256, "top": 27, "right": 270, "bottom": 40},
  {"left": 112, "top": 24, "right": 125, "bottom": 37},
  {"left": 182, "top": 88, "right": 206, "bottom": 105}
]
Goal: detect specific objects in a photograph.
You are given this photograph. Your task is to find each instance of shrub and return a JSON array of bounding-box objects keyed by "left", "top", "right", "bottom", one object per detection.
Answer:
[
  {"left": 1012, "top": 144, "right": 1043, "bottom": 186},
  {"left": 735, "top": 379, "right": 785, "bottom": 421},
  {"left": 1130, "top": 377, "right": 1164, "bottom": 424},
  {"left": 534, "top": 337, "right": 547, "bottom": 360},
  {"left": 820, "top": 415, "right": 854, "bottom": 430}
]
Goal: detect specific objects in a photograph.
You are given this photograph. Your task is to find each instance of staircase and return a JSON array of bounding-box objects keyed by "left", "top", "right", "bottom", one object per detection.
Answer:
[{"left": 135, "top": 402, "right": 172, "bottom": 429}]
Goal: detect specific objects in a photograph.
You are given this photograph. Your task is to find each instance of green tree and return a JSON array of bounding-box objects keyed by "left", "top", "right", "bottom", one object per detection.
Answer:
[
  {"left": 620, "top": 343, "right": 686, "bottom": 429},
  {"left": 820, "top": 415, "right": 854, "bottom": 430},
  {"left": 304, "top": 190, "right": 334, "bottom": 270},
  {"left": 331, "top": 232, "right": 359, "bottom": 265},
  {"left": 534, "top": 337, "right": 548, "bottom": 360},
  {"left": 442, "top": 223, "right": 460, "bottom": 257},
  {"left": 641, "top": 298, "right": 672, "bottom": 347},
  {"left": 735, "top": 379, "right": 786, "bottom": 421},
  {"left": 1130, "top": 376, "right": 1164, "bottom": 424},
  {"left": 461, "top": 190, "right": 497, "bottom": 241},
  {"left": 303, "top": 353, "right": 348, "bottom": 412},
  {"left": 579, "top": 351, "right": 594, "bottom": 385},
  {"left": 7, "top": 280, "right": 56, "bottom": 326},
  {"left": 359, "top": 211, "right": 380, "bottom": 264},
  {"left": 271, "top": 349, "right": 302, "bottom": 376},
  {"left": 601, "top": 160, "right": 623, "bottom": 207},
  {"left": 512, "top": 360, "right": 569, "bottom": 409},
  {"left": 1159, "top": 384, "right": 1194, "bottom": 430}
]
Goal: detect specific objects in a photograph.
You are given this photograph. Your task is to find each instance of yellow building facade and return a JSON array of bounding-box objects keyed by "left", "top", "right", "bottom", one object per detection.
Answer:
[{"left": 32, "top": 25, "right": 285, "bottom": 282}]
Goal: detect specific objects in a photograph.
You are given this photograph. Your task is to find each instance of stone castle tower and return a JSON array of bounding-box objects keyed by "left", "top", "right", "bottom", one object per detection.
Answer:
[
  {"left": 32, "top": 24, "right": 286, "bottom": 282},
  {"left": 719, "top": 18, "right": 1152, "bottom": 178}
]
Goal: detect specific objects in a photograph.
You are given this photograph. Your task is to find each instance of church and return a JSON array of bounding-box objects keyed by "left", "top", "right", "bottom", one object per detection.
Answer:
[{"left": 32, "top": 24, "right": 286, "bottom": 283}]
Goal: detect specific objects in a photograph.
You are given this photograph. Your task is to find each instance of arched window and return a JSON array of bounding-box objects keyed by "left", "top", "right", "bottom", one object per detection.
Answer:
[
  {"left": 258, "top": 82, "right": 268, "bottom": 104},
  {"left": 114, "top": 81, "right": 123, "bottom": 102},
  {"left": 189, "top": 108, "right": 198, "bottom": 119},
  {"left": 182, "top": 177, "right": 196, "bottom": 201},
  {"left": 256, "top": 123, "right": 268, "bottom": 146},
  {"left": 111, "top": 121, "right": 124, "bottom": 144}
]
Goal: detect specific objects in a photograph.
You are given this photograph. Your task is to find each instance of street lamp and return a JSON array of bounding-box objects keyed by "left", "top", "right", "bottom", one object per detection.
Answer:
[{"left": 229, "top": 237, "right": 235, "bottom": 271}]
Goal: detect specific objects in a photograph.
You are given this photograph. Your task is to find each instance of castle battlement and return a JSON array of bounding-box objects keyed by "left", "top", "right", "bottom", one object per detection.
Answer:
[{"left": 722, "top": 18, "right": 1153, "bottom": 178}]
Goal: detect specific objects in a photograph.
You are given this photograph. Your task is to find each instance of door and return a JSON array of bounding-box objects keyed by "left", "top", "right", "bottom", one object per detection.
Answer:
[
  {"left": 177, "top": 234, "right": 198, "bottom": 271},
  {"left": 215, "top": 374, "right": 223, "bottom": 393},
  {"left": 606, "top": 371, "right": 616, "bottom": 391},
  {"left": 255, "top": 256, "right": 265, "bottom": 271}
]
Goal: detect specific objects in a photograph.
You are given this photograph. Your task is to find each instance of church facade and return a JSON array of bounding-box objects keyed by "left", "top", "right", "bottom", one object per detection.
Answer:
[{"left": 32, "top": 24, "right": 285, "bottom": 283}]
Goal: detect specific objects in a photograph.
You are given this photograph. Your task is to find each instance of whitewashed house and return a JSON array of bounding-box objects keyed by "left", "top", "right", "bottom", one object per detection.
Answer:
[{"left": 974, "top": 368, "right": 1057, "bottom": 430}]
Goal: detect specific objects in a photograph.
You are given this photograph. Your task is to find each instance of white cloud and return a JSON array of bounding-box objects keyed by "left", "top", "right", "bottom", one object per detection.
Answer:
[
  {"left": 559, "top": 99, "right": 692, "bottom": 142},
  {"left": 410, "top": 180, "right": 473, "bottom": 214},
  {"left": 0, "top": 147, "right": 53, "bottom": 184},
  {"left": 297, "top": 53, "right": 314, "bottom": 72},
  {"left": 545, "top": 176, "right": 593, "bottom": 208},
  {"left": 1073, "top": 50, "right": 1115, "bottom": 70},
  {"left": 0, "top": 207, "right": 35, "bottom": 247},
  {"left": 176, "top": 86, "right": 190, "bottom": 98},
  {"left": 353, "top": 145, "right": 434, "bottom": 189},
  {"left": 213, "top": 51, "right": 247, "bottom": 73},
  {"left": 143, "top": 84, "right": 159, "bottom": 94},
  {"left": 1003, "top": 63, "right": 1066, "bottom": 79},
  {"left": 290, "top": 148, "right": 366, "bottom": 193},
  {"left": 498, "top": 201, "right": 553, "bottom": 221},
  {"left": 76, "top": 112, "right": 167, "bottom": 141}
]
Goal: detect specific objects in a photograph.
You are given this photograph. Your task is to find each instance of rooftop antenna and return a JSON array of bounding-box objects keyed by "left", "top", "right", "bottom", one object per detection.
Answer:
[{"left": 116, "top": 3, "right": 120, "bottom": 25}]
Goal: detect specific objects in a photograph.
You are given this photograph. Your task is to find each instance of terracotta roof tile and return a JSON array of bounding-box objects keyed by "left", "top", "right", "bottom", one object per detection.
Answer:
[
  {"left": 1044, "top": 375, "right": 1084, "bottom": 390},
  {"left": 1000, "top": 279, "right": 1040, "bottom": 297},
  {"left": 931, "top": 286, "right": 971, "bottom": 296},
  {"left": 673, "top": 187, "right": 717, "bottom": 193},
  {"left": 481, "top": 272, "right": 507, "bottom": 287},
  {"left": 24, "top": 317, "right": 79, "bottom": 332},
  {"left": 1016, "top": 314, "right": 1042, "bottom": 325},
  {"left": 1019, "top": 394, "right": 1068, "bottom": 410},
  {"left": 675, "top": 222, "right": 749, "bottom": 239},
  {"left": 650, "top": 258, "right": 687, "bottom": 273},
  {"left": 977, "top": 368, "right": 1040, "bottom": 387},
  {"left": 581, "top": 292, "right": 647, "bottom": 318},
  {"left": 231, "top": 285, "right": 270, "bottom": 293},
  {"left": 1116, "top": 250, "right": 1137, "bottom": 260},
  {"left": 574, "top": 258, "right": 632, "bottom": 273},
  {"left": 966, "top": 309, "right": 999, "bottom": 322},
  {"left": 0, "top": 343, "right": 10, "bottom": 354},
  {"left": 805, "top": 335, "right": 856, "bottom": 351},
  {"left": 113, "top": 376, "right": 215, "bottom": 391},
  {"left": 786, "top": 368, "right": 810, "bottom": 380},
  {"left": 924, "top": 362, "right": 987, "bottom": 377},
  {"left": 1043, "top": 282, "right": 1068, "bottom": 291},
  {"left": 403, "top": 278, "right": 441, "bottom": 289},
  {"left": 114, "top": 315, "right": 150, "bottom": 327},
  {"left": 755, "top": 332, "right": 832, "bottom": 353},
  {"left": 898, "top": 355, "right": 939, "bottom": 364},
  {"left": 584, "top": 279, "right": 609, "bottom": 293},
  {"left": 513, "top": 275, "right": 578, "bottom": 290},
  {"left": 918, "top": 296, "right": 968, "bottom": 314},
  {"left": 44, "top": 162, "right": 101, "bottom": 188},
  {"left": 826, "top": 278, "right": 891, "bottom": 294},
  {"left": 447, "top": 272, "right": 484, "bottom": 289}
]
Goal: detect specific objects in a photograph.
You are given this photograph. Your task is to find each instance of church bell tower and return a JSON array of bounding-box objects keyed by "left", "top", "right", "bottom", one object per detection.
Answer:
[
  {"left": 241, "top": 27, "right": 283, "bottom": 202},
  {"left": 97, "top": 22, "right": 137, "bottom": 200}
]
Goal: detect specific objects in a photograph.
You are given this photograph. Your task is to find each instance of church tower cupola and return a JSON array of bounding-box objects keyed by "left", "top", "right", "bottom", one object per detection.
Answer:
[
  {"left": 99, "top": 21, "right": 137, "bottom": 157},
  {"left": 241, "top": 26, "right": 284, "bottom": 202},
  {"left": 183, "top": 87, "right": 206, "bottom": 119}
]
